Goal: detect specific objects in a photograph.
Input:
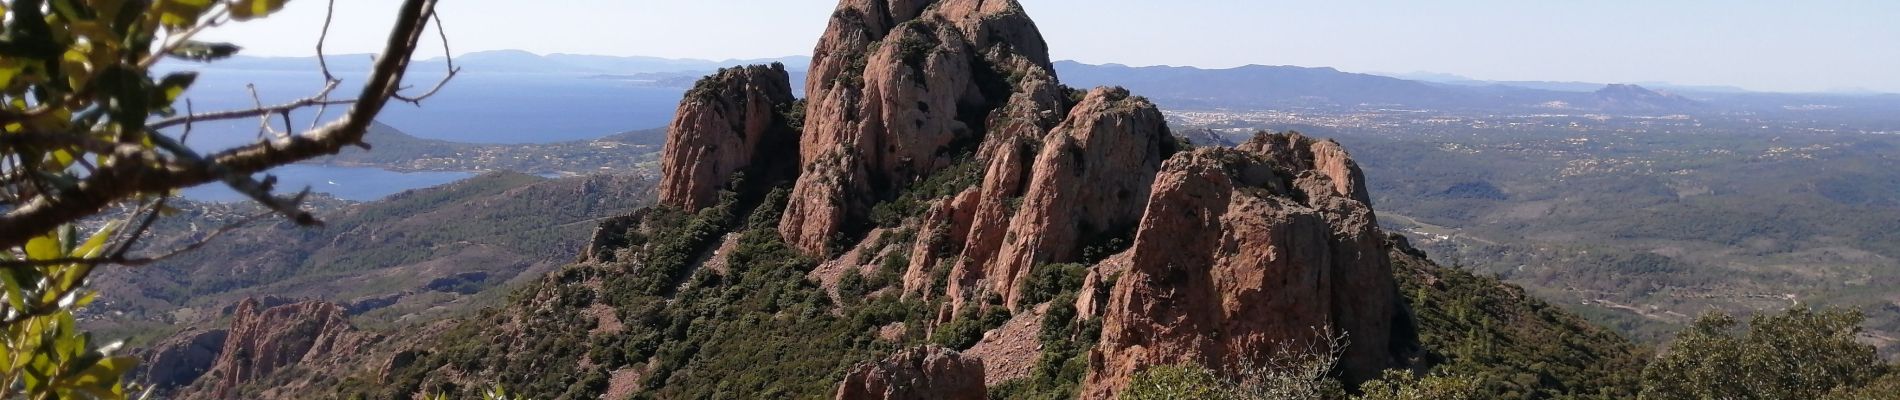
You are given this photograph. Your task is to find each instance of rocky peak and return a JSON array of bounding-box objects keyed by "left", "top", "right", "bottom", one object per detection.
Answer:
[
  {"left": 1234, "top": 132, "right": 1373, "bottom": 205},
  {"left": 1081, "top": 132, "right": 1413, "bottom": 398},
  {"left": 191, "top": 298, "right": 372, "bottom": 398},
  {"left": 656, "top": 63, "right": 799, "bottom": 212},
  {"left": 782, "top": 0, "right": 1064, "bottom": 257},
  {"left": 834, "top": 345, "right": 987, "bottom": 400}
]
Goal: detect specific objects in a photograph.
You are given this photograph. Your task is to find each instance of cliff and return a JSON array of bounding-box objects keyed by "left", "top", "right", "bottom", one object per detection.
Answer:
[{"left": 655, "top": 63, "right": 800, "bottom": 211}]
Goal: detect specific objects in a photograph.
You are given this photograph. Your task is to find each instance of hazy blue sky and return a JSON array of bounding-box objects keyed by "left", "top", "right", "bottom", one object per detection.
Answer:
[{"left": 195, "top": 0, "right": 1900, "bottom": 93}]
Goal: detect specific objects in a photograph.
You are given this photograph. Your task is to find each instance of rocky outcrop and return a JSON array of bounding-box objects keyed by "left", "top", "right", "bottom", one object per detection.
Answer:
[
  {"left": 138, "top": 329, "right": 229, "bottom": 390},
  {"left": 781, "top": 0, "right": 1065, "bottom": 257},
  {"left": 656, "top": 63, "right": 799, "bottom": 212},
  {"left": 195, "top": 299, "right": 373, "bottom": 398},
  {"left": 958, "top": 87, "right": 1173, "bottom": 310},
  {"left": 834, "top": 346, "right": 987, "bottom": 400},
  {"left": 1081, "top": 133, "right": 1413, "bottom": 398}
]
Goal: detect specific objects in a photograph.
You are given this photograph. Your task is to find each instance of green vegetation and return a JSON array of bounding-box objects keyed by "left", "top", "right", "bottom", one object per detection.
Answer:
[
  {"left": 1121, "top": 364, "right": 1229, "bottom": 400},
  {"left": 362, "top": 187, "right": 940, "bottom": 399},
  {"left": 990, "top": 262, "right": 1097, "bottom": 399},
  {"left": 1020, "top": 263, "right": 1087, "bottom": 306},
  {"left": 1117, "top": 359, "right": 1480, "bottom": 400},
  {"left": 931, "top": 297, "right": 1010, "bottom": 350},
  {"left": 1390, "top": 244, "right": 1646, "bottom": 399},
  {"left": 1639, "top": 308, "right": 1889, "bottom": 400},
  {"left": 869, "top": 155, "right": 985, "bottom": 228},
  {"left": 989, "top": 291, "right": 1100, "bottom": 399}
]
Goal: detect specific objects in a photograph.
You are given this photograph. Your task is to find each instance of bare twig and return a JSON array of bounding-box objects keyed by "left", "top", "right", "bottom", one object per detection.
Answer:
[
  {"left": 392, "top": 11, "right": 457, "bottom": 104},
  {"left": 150, "top": 81, "right": 349, "bottom": 130},
  {"left": 182, "top": 99, "right": 196, "bottom": 143},
  {"left": 316, "top": 0, "right": 340, "bottom": 82},
  {"left": 247, "top": 84, "right": 276, "bottom": 138},
  {"left": 280, "top": 109, "right": 295, "bottom": 135}
]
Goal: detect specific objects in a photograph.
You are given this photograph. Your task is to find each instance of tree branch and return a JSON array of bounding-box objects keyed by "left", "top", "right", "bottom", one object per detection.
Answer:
[{"left": 0, "top": 0, "right": 441, "bottom": 250}]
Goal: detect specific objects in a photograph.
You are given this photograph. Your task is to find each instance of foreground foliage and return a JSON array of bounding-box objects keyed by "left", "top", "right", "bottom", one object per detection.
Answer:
[
  {"left": 2, "top": 0, "right": 444, "bottom": 397},
  {"left": 1640, "top": 308, "right": 1890, "bottom": 400}
]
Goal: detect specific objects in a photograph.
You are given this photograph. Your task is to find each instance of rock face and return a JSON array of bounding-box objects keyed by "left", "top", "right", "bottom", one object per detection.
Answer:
[
  {"left": 1081, "top": 133, "right": 1413, "bottom": 398},
  {"left": 196, "top": 299, "right": 371, "bottom": 398},
  {"left": 781, "top": 0, "right": 1065, "bottom": 257},
  {"left": 834, "top": 346, "right": 987, "bottom": 400},
  {"left": 951, "top": 87, "right": 1174, "bottom": 311},
  {"left": 656, "top": 63, "right": 799, "bottom": 212},
  {"left": 138, "top": 329, "right": 229, "bottom": 390}
]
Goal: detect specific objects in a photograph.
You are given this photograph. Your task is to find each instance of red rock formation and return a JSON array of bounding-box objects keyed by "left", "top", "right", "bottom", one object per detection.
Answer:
[
  {"left": 656, "top": 63, "right": 799, "bottom": 212},
  {"left": 835, "top": 346, "right": 987, "bottom": 400},
  {"left": 197, "top": 298, "right": 372, "bottom": 398},
  {"left": 1081, "top": 133, "right": 1408, "bottom": 398},
  {"left": 970, "top": 87, "right": 1172, "bottom": 311},
  {"left": 781, "top": 0, "right": 1064, "bottom": 257}
]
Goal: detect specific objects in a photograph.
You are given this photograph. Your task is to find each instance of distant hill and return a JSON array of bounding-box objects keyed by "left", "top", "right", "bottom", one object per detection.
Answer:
[
  {"left": 1585, "top": 83, "right": 1703, "bottom": 111},
  {"left": 1053, "top": 61, "right": 1465, "bottom": 109},
  {"left": 1053, "top": 61, "right": 1899, "bottom": 115},
  {"left": 311, "top": 122, "right": 663, "bottom": 175},
  {"left": 90, "top": 171, "right": 656, "bottom": 342},
  {"left": 453, "top": 50, "right": 810, "bottom": 75}
]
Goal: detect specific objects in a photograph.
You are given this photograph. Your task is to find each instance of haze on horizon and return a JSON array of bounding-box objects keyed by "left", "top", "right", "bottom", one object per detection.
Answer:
[{"left": 195, "top": 0, "right": 1900, "bottom": 94}]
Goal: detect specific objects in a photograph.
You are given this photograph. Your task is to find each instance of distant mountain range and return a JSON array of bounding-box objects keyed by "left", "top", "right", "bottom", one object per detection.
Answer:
[
  {"left": 1049, "top": 61, "right": 1900, "bottom": 116},
  {"left": 169, "top": 51, "right": 1900, "bottom": 146}
]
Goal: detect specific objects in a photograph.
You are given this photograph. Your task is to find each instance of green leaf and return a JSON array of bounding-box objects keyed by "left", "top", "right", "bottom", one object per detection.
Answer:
[
  {"left": 50, "top": 149, "right": 75, "bottom": 169},
  {"left": 227, "top": 0, "right": 290, "bottom": 21},
  {"left": 1, "top": 271, "right": 29, "bottom": 311},
  {"left": 152, "top": 72, "right": 197, "bottom": 115},
  {"left": 0, "top": 59, "right": 21, "bottom": 88},
  {"left": 71, "top": 222, "right": 120, "bottom": 259},
  {"left": 25, "top": 233, "right": 61, "bottom": 261},
  {"left": 156, "top": 72, "right": 195, "bottom": 103},
  {"left": 165, "top": 40, "right": 241, "bottom": 62},
  {"left": 155, "top": 0, "right": 214, "bottom": 30}
]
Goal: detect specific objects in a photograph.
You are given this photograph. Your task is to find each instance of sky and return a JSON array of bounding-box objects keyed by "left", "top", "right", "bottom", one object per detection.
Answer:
[{"left": 194, "top": 0, "right": 1900, "bottom": 93}]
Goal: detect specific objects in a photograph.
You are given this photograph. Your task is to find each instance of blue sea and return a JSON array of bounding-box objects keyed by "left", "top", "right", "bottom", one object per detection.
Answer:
[
  {"left": 170, "top": 69, "right": 686, "bottom": 149},
  {"left": 167, "top": 66, "right": 688, "bottom": 203}
]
